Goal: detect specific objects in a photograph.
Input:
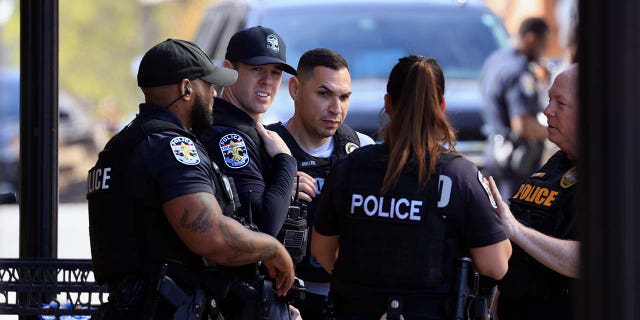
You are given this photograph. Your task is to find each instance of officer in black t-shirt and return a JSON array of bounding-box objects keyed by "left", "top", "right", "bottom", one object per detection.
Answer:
[
  {"left": 311, "top": 56, "right": 512, "bottom": 320},
  {"left": 87, "top": 39, "right": 294, "bottom": 319},
  {"left": 266, "top": 48, "right": 375, "bottom": 320},
  {"left": 488, "top": 64, "right": 580, "bottom": 320}
]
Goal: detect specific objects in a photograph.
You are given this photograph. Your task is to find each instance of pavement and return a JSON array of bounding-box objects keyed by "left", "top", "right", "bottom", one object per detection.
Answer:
[{"left": 0, "top": 202, "right": 91, "bottom": 259}]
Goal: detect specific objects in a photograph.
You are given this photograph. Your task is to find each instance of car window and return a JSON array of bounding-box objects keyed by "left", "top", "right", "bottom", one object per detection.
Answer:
[{"left": 260, "top": 6, "right": 509, "bottom": 80}]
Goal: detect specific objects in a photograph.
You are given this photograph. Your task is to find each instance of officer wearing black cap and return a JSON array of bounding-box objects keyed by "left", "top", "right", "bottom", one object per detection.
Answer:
[
  {"left": 87, "top": 38, "right": 295, "bottom": 320},
  {"left": 193, "top": 26, "right": 299, "bottom": 319}
]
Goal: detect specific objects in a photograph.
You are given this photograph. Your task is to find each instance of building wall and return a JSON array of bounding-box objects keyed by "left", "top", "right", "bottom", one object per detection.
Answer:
[{"left": 485, "top": 0, "right": 571, "bottom": 58}]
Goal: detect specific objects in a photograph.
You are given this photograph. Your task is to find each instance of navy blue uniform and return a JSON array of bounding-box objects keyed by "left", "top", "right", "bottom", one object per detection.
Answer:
[
  {"left": 497, "top": 150, "right": 577, "bottom": 320},
  {"left": 195, "top": 98, "right": 296, "bottom": 237},
  {"left": 314, "top": 144, "right": 507, "bottom": 319},
  {"left": 480, "top": 47, "right": 545, "bottom": 197},
  {"left": 87, "top": 103, "right": 227, "bottom": 319}
]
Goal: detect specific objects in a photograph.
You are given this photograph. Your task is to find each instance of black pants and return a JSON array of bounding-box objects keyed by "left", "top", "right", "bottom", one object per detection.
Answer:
[
  {"left": 497, "top": 296, "right": 573, "bottom": 320},
  {"left": 296, "top": 291, "right": 329, "bottom": 320}
]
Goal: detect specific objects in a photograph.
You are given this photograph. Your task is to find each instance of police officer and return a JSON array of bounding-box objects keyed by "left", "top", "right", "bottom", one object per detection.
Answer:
[
  {"left": 195, "top": 26, "right": 297, "bottom": 237},
  {"left": 193, "top": 26, "right": 300, "bottom": 319},
  {"left": 311, "top": 56, "right": 512, "bottom": 319},
  {"left": 480, "top": 17, "right": 551, "bottom": 200},
  {"left": 87, "top": 39, "right": 294, "bottom": 319},
  {"left": 488, "top": 64, "right": 580, "bottom": 320},
  {"left": 266, "top": 48, "right": 375, "bottom": 319}
]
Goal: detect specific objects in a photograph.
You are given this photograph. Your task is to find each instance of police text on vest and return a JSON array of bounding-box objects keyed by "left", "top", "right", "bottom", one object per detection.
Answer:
[
  {"left": 87, "top": 167, "right": 111, "bottom": 193},
  {"left": 350, "top": 194, "right": 422, "bottom": 221}
]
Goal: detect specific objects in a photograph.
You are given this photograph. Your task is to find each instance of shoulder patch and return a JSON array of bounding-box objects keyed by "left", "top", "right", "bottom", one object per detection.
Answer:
[
  {"left": 560, "top": 166, "right": 578, "bottom": 188},
  {"left": 219, "top": 133, "right": 249, "bottom": 168},
  {"left": 345, "top": 142, "right": 359, "bottom": 154},
  {"left": 519, "top": 73, "right": 536, "bottom": 97},
  {"left": 170, "top": 136, "right": 200, "bottom": 165},
  {"left": 478, "top": 171, "right": 498, "bottom": 208}
]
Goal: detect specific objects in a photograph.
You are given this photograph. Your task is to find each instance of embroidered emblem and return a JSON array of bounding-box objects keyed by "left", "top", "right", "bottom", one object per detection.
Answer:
[
  {"left": 478, "top": 171, "right": 498, "bottom": 208},
  {"left": 560, "top": 167, "right": 577, "bottom": 188},
  {"left": 219, "top": 133, "right": 249, "bottom": 168},
  {"left": 170, "top": 136, "right": 200, "bottom": 165},
  {"left": 345, "top": 142, "right": 359, "bottom": 154},
  {"left": 266, "top": 34, "right": 280, "bottom": 53},
  {"left": 519, "top": 73, "right": 536, "bottom": 97}
]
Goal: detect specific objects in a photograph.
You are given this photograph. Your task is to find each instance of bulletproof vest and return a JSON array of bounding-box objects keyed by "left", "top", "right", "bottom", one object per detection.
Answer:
[
  {"left": 267, "top": 122, "right": 360, "bottom": 180},
  {"left": 499, "top": 150, "right": 577, "bottom": 299},
  {"left": 266, "top": 123, "right": 361, "bottom": 281},
  {"left": 334, "top": 146, "right": 458, "bottom": 293},
  {"left": 87, "top": 115, "right": 237, "bottom": 284}
]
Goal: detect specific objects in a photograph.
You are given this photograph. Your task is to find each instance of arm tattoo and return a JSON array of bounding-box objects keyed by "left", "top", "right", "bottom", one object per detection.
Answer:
[{"left": 179, "top": 204, "right": 213, "bottom": 234}]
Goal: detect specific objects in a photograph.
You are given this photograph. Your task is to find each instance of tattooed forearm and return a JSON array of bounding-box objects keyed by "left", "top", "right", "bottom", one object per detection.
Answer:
[
  {"left": 218, "top": 217, "right": 280, "bottom": 265},
  {"left": 179, "top": 204, "right": 213, "bottom": 233}
]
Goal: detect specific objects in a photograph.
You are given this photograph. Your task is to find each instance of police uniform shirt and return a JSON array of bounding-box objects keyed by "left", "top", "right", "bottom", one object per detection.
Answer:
[
  {"left": 195, "top": 98, "right": 297, "bottom": 236},
  {"left": 90, "top": 103, "right": 217, "bottom": 269},
  {"left": 314, "top": 144, "right": 507, "bottom": 290},
  {"left": 480, "top": 47, "right": 543, "bottom": 137}
]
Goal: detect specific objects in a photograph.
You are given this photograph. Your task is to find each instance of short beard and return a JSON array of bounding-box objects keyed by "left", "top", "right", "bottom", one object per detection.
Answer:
[{"left": 191, "top": 95, "right": 213, "bottom": 131}]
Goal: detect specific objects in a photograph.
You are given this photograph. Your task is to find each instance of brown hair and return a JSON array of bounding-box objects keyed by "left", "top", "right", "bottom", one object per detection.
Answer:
[{"left": 379, "top": 55, "right": 456, "bottom": 194}]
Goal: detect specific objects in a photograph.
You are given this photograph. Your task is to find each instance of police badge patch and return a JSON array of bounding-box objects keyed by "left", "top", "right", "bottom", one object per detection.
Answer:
[
  {"left": 345, "top": 142, "right": 359, "bottom": 154},
  {"left": 478, "top": 171, "right": 498, "bottom": 208},
  {"left": 170, "top": 136, "right": 200, "bottom": 165},
  {"left": 219, "top": 133, "right": 249, "bottom": 168},
  {"left": 560, "top": 167, "right": 577, "bottom": 188}
]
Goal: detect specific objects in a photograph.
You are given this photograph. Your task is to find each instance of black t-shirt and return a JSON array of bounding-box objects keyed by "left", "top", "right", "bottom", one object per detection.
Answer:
[{"left": 314, "top": 143, "right": 506, "bottom": 256}]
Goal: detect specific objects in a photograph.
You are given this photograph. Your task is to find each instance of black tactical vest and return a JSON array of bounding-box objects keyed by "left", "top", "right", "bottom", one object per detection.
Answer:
[
  {"left": 266, "top": 122, "right": 361, "bottom": 281},
  {"left": 499, "top": 150, "right": 577, "bottom": 299},
  {"left": 333, "top": 145, "right": 458, "bottom": 294},
  {"left": 87, "top": 114, "right": 236, "bottom": 284}
]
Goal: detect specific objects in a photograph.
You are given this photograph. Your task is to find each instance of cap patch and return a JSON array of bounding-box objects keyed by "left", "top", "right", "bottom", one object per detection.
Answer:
[
  {"left": 219, "top": 133, "right": 249, "bottom": 168},
  {"left": 170, "top": 136, "right": 200, "bottom": 165},
  {"left": 266, "top": 34, "right": 280, "bottom": 53},
  {"left": 478, "top": 171, "right": 498, "bottom": 208},
  {"left": 345, "top": 142, "right": 359, "bottom": 154}
]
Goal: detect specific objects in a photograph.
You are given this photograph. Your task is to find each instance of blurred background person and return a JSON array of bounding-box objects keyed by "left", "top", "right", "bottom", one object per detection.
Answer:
[{"left": 480, "top": 17, "right": 551, "bottom": 200}]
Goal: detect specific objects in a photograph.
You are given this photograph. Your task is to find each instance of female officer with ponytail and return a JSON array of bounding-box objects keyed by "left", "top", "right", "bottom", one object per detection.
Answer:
[{"left": 310, "top": 56, "right": 512, "bottom": 320}]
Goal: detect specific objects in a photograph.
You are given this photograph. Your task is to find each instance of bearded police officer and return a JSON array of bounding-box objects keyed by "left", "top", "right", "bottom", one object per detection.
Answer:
[
  {"left": 87, "top": 39, "right": 294, "bottom": 319},
  {"left": 489, "top": 64, "right": 580, "bottom": 320},
  {"left": 266, "top": 48, "right": 375, "bottom": 320},
  {"left": 311, "top": 55, "right": 512, "bottom": 319}
]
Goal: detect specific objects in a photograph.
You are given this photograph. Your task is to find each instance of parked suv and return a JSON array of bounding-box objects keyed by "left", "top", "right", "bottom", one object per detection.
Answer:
[{"left": 193, "top": 0, "right": 509, "bottom": 166}]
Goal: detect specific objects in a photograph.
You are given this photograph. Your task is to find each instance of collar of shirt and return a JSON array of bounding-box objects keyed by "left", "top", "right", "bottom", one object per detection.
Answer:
[
  {"left": 213, "top": 97, "right": 256, "bottom": 127},
  {"left": 138, "top": 103, "right": 188, "bottom": 130}
]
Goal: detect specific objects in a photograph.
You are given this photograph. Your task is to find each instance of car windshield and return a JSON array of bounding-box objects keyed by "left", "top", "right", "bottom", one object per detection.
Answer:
[{"left": 261, "top": 5, "right": 509, "bottom": 80}]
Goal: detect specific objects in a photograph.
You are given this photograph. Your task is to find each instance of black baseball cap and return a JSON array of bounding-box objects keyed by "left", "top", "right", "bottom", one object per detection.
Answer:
[
  {"left": 225, "top": 26, "right": 297, "bottom": 75},
  {"left": 137, "top": 38, "right": 238, "bottom": 87}
]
